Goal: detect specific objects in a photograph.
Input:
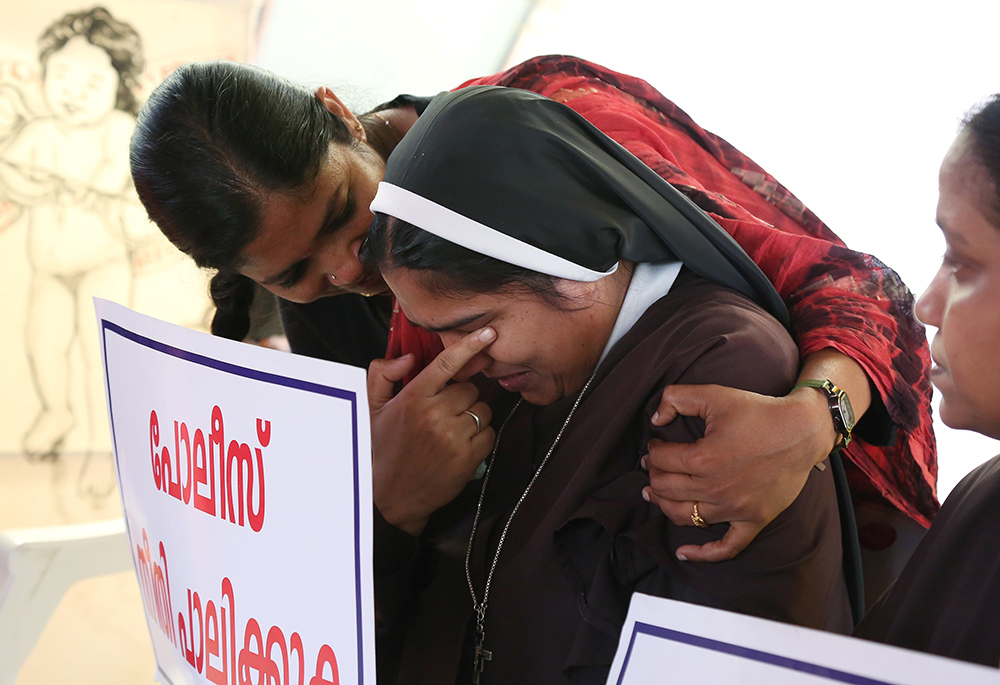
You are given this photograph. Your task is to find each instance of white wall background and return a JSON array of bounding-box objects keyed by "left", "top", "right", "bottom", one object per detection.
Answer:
[
  {"left": 257, "top": 0, "right": 1000, "bottom": 500},
  {"left": 255, "top": 0, "right": 534, "bottom": 107}
]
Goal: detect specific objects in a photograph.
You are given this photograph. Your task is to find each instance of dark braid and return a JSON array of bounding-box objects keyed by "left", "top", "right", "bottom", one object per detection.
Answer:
[{"left": 209, "top": 271, "right": 256, "bottom": 340}]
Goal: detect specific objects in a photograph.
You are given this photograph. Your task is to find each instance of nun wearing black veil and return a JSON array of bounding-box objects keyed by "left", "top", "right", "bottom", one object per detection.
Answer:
[{"left": 363, "top": 86, "right": 852, "bottom": 685}]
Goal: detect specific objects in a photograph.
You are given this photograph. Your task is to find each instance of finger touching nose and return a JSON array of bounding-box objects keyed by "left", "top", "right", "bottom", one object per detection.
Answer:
[
  {"left": 453, "top": 353, "right": 492, "bottom": 382},
  {"left": 414, "top": 327, "right": 496, "bottom": 395},
  {"left": 438, "top": 332, "right": 491, "bottom": 381}
]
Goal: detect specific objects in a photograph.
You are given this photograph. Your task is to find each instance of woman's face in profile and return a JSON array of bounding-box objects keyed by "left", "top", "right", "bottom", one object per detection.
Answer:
[
  {"left": 915, "top": 132, "right": 1000, "bottom": 440},
  {"left": 239, "top": 141, "right": 389, "bottom": 301},
  {"left": 384, "top": 267, "right": 625, "bottom": 406},
  {"left": 43, "top": 36, "right": 118, "bottom": 127}
]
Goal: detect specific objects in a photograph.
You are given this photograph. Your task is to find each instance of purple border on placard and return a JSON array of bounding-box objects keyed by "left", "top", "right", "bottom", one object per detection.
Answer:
[
  {"left": 100, "top": 319, "right": 368, "bottom": 684},
  {"left": 615, "top": 621, "right": 898, "bottom": 685}
]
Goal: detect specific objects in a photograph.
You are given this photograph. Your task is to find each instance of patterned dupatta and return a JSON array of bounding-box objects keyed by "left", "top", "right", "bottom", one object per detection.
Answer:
[{"left": 384, "top": 55, "right": 937, "bottom": 525}]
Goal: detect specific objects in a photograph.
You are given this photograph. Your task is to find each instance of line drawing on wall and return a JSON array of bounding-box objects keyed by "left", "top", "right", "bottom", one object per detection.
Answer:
[{"left": 0, "top": 6, "right": 212, "bottom": 501}]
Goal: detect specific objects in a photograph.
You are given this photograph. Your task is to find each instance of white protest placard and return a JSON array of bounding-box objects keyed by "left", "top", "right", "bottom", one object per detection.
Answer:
[
  {"left": 607, "top": 593, "right": 999, "bottom": 684},
  {"left": 95, "top": 299, "right": 374, "bottom": 685}
]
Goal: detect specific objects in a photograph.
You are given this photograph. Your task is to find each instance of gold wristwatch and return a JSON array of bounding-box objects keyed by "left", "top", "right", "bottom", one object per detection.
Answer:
[{"left": 793, "top": 379, "right": 856, "bottom": 452}]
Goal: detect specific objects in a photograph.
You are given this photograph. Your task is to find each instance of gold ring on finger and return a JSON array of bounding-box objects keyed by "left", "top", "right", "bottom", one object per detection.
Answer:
[{"left": 691, "top": 502, "right": 709, "bottom": 528}]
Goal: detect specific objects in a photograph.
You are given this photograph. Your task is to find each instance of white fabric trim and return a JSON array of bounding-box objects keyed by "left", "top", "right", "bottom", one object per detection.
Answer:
[
  {"left": 596, "top": 261, "right": 683, "bottom": 369},
  {"left": 370, "top": 182, "right": 618, "bottom": 282}
]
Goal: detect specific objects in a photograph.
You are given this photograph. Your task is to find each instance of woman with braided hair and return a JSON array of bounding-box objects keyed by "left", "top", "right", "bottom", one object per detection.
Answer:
[{"left": 130, "top": 55, "right": 936, "bottom": 567}]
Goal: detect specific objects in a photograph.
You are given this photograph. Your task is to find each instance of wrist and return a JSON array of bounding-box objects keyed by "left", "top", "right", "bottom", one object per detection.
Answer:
[
  {"left": 788, "top": 385, "right": 842, "bottom": 463},
  {"left": 373, "top": 482, "right": 430, "bottom": 537},
  {"left": 798, "top": 348, "right": 871, "bottom": 421},
  {"left": 793, "top": 378, "right": 856, "bottom": 455},
  {"left": 377, "top": 500, "right": 428, "bottom": 537}
]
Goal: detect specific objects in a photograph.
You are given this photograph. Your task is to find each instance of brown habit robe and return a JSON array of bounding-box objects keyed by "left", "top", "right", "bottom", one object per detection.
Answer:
[
  {"left": 855, "top": 453, "right": 1000, "bottom": 667},
  {"left": 374, "top": 272, "right": 852, "bottom": 684}
]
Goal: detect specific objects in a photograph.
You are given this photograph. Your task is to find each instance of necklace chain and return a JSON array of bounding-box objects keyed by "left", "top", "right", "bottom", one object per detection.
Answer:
[{"left": 464, "top": 373, "right": 597, "bottom": 673}]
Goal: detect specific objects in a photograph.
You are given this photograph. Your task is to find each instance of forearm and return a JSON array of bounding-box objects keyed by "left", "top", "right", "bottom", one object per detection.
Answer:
[{"left": 790, "top": 348, "right": 873, "bottom": 465}]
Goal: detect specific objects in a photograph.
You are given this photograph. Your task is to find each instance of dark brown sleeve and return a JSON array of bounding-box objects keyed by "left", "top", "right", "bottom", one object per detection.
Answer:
[{"left": 630, "top": 296, "right": 852, "bottom": 631}]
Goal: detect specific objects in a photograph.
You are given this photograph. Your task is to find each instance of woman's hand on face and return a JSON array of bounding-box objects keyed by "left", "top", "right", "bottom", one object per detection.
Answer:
[
  {"left": 641, "top": 383, "right": 832, "bottom": 562},
  {"left": 368, "top": 328, "right": 497, "bottom": 536}
]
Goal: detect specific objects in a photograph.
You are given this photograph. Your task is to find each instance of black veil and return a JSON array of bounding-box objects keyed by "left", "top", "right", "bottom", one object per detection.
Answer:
[{"left": 370, "top": 85, "right": 788, "bottom": 328}]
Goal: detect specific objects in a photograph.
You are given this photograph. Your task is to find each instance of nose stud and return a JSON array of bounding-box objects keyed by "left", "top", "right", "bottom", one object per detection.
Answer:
[{"left": 327, "top": 273, "right": 337, "bottom": 283}]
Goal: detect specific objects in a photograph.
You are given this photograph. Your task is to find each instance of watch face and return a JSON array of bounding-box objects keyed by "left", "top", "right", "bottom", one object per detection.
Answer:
[{"left": 838, "top": 391, "right": 856, "bottom": 432}]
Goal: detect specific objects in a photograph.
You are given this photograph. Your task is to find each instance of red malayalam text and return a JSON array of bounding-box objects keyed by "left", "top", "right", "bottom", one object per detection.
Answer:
[
  {"left": 149, "top": 407, "right": 268, "bottom": 532},
  {"left": 134, "top": 531, "right": 342, "bottom": 685},
  {"left": 135, "top": 528, "right": 176, "bottom": 647},
  {"left": 178, "top": 576, "right": 341, "bottom": 685}
]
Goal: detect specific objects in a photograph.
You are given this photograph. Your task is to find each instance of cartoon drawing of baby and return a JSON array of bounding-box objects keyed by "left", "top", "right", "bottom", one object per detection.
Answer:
[{"left": 0, "top": 6, "right": 145, "bottom": 496}]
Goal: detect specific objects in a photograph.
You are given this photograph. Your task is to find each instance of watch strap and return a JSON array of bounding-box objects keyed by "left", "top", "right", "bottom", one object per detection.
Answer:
[{"left": 793, "top": 379, "right": 853, "bottom": 452}]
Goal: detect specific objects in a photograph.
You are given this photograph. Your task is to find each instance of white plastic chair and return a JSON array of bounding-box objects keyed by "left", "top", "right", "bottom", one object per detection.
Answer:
[{"left": 0, "top": 519, "right": 132, "bottom": 684}]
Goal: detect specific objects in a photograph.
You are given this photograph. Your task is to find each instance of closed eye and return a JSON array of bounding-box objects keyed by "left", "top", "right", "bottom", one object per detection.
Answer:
[
  {"left": 323, "top": 193, "right": 354, "bottom": 236},
  {"left": 277, "top": 260, "right": 308, "bottom": 289},
  {"left": 404, "top": 312, "right": 489, "bottom": 334}
]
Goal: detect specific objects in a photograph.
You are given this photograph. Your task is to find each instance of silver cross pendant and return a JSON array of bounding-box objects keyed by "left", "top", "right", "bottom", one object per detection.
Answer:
[{"left": 472, "top": 623, "right": 492, "bottom": 684}]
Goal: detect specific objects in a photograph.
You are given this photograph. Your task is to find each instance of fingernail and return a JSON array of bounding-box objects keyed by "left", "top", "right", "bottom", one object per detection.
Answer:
[
  {"left": 677, "top": 553, "right": 688, "bottom": 561},
  {"left": 651, "top": 411, "right": 659, "bottom": 423},
  {"left": 640, "top": 456, "right": 648, "bottom": 470},
  {"left": 478, "top": 327, "right": 496, "bottom": 342},
  {"left": 641, "top": 489, "right": 650, "bottom": 502}
]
